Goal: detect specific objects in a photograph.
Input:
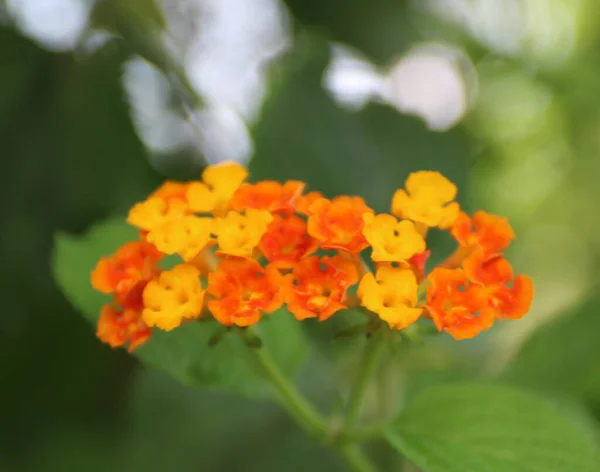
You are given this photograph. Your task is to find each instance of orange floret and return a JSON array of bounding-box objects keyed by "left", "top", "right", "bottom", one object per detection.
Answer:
[
  {"left": 231, "top": 180, "right": 305, "bottom": 214},
  {"left": 114, "top": 278, "right": 147, "bottom": 312},
  {"left": 451, "top": 211, "right": 515, "bottom": 255},
  {"left": 187, "top": 161, "right": 248, "bottom": 215},
  {"left": 142, "top": 264, "right": 205, "bottom": 331},
  {"left": 362, "top": 213, "right": 426, "bottom": 262},
  {"left": 307, "top": 196, "right": 374, "bottom": 253},
  {"left": 296, "top": 191, "right": 324, "bottom": 215},
  {"left": 463, "top": 250, "right": 534, "bottom": 320},
  {"left": 127, "top": 197, "right": 189, "bottom": 233},
  {"left": 283, "top": 256, "right": 358, "bottom": 321},
  {"left": 357, "top": 266, "right": 422, "bottom": 329},
  {"left": 150, "top": 181, "right": 190, "bottom": 201},
  {"left": 408, "top": 249, "right": 431, "bottom": 282},
  {"left": 425, "top": 267, "right": 495, "bottom": 340},
  {"left": 391, "top": 171, "right": 460, "bottom": 229},
  {"left": 213, "top": 209, "right": 273, "bottom": 258},
  {"left": 91, "top": 241, "right": 163, "bottom": 295},
  {"left": 259, "top": 214, "right": 318, "bottom": 268},
  {"left": 97, "top": 304, "right": 151, "bottom": 352},
  {"left": 146, "top": 215, "right": 213, "bottom": 262},
  {"left": 207, "top": 259, "right": 282, "bottom": 327}
]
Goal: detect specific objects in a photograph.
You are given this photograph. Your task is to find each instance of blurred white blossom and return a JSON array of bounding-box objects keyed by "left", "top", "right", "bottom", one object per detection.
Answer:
[
  {"left": 423, "top": 0, "right": 581, "bottom": 66},
  {"left": 6, "top": 0, "right": 289, "bottom": 165},
  {"left": 322, "top": 45, "right": 384, "bottom": 110},
  {"left": 6, "top": 0, "right": 92, "bottom": 52},
  {"left": 324, "top": 42, "right": 476, "bottom": 131},
  {"left": 122, "top": 0, "right": 290, "bottom": 165},
  {"left": 188, "top": 104, "right": 253, "bottom": 164},
  {"left": 185, "top": 0, "right": 290, "bottom": 122},
  {"left": 123, "top": 58, "right": 196, "bottom": 155}
]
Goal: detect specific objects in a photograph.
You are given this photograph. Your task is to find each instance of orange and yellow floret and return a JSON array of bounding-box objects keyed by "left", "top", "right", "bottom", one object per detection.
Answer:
[{"left": 90, "top": 162, "right": 534, "bottom": 351}]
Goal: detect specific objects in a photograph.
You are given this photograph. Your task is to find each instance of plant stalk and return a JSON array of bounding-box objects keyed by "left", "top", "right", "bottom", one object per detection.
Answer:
[{"left": 343, "top": 335, "right": 386, "bottom": 430}]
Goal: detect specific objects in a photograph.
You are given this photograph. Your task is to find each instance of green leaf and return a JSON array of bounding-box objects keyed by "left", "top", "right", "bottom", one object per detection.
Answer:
[
  {"left": 90, "top": 0, "right": 167, "bottom": 36},
  {"left": 52, "top": 217, "right": 308, "bottom": 396},
  {"left": 502, "top": 291, "right": 600, "bottom": 399},
  {"left": 385, "top": 383, "right": 600, "bottom": 472}
]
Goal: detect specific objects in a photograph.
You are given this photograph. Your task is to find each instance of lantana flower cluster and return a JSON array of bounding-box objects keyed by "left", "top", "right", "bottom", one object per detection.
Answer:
[{"left": 91, "top": 163, "right": 533, "bottom": 351}]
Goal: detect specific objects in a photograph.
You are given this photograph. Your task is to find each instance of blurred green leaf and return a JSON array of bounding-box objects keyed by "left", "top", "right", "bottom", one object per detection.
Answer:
[
  {"left": 282, "top": 0, "right": 413, "bottom": 63},
  {"left": 52, "top": 217, "right": 308, "bottom": 396},
  {"left": 502, "top": 291, "right": 600, "bottom": 399},
  {"left": 385, "top": 383, "right": 600, "bottom": 472},
  {"left": 91, "top": 0, "right": 167, "bottom": 36}
]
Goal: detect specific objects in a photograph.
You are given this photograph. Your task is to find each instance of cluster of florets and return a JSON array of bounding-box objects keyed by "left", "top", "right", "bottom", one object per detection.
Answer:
[{"left": 91, "top": 162, "right": 533, "bottom": 351}]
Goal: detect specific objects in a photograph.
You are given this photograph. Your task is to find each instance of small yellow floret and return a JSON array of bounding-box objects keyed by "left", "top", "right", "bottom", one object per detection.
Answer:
[
  {"left": 187, "top": 162, "right": 248, "bottom": 215},
  {"left": 357, "top": 266, "right": 422, "bottom": 329},
  {"left": 146, "top": 216, "right": 213, "bottom": 262},
  {"left": 127, "top": 197, "right": 188, "bottom": 232},
  {"left": 142, "top": 264, "right": 205, "bottom": 331},
  {"left": 363, "top": 214, "right": 426, "bottom": 262},
  {"left": 391, "top": 171, "right": 459, "bottom": 229},
  {"left": 213, "top": 209, "right": 273, "bottom": 258}
]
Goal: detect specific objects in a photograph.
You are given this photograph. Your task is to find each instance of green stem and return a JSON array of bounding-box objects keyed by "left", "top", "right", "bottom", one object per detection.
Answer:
[
  {"left": 343, "top": 335, "right": 386, "bottom": 430},
  {"left": 338, "top": 445, "right": 378, "bottom": 472},
  {"left": 248, "top": 336, "right": 379, "bottom": 472},
  {"left": 251, "top": 345, "right": 326, "bottom": 437}
]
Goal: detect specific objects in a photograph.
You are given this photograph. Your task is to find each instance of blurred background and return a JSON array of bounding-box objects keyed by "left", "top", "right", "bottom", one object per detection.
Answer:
[{"left": 1, "top": 0, "right": 600, "bottom": 470}]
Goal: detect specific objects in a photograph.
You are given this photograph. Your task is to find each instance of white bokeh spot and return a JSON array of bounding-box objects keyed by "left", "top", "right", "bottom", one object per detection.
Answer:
[
  {"left": 382, "top": 44, "right": 475, "bottom": 131},
  {"left": 322, "top": 44, "right": 385, "bottom": 111},
  {"left": 324, "top": 42, "right": 476, "bottom": 131},
  {"left": 423, "top": 0, "right": 580, "bottom": 66},
  {"left": 123, "top": 58, "right": 195, "bottom": 155},
  {"left": 6, "top": 0, "right": 91, "bottom": 52}
]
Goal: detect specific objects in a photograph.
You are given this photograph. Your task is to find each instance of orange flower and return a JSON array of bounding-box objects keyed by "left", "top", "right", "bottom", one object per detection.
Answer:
[
  {"left": 91, "top": 241, "right": 163, "bottom": 295},
  {"left": 208, "top": 259, "right": 282, "bottom": 327},
  {"left": 97, "top": 304, "right": 151, "bottom": 352},
  {"left": 408, "top": 249, "right": 431, "bottom": 282},
  {"left": 296, "top": 191, "right": 324, "bottom": 215},
  {"left": 150, "top": 181, "right": 190, "bottom": 202},
  {"left": 357, "top": 266, "right": 422, "bottom": 329},
  {"left": 425, "top": 267, "right": 495, "bottom": 340},
  {"left": 259, "top": 215, "right": 318, "bottom": 268},
  {"left": 187, "top": 162, "right": 248, "bottom": 215},
  {"left": 283, "top": 256, "right": 358, "bottom": 321},
  {"left": 463, "top": 250, "right": 534, "bottom": 320},
  {"left": 142, "top": 264, "right": 206, "bottom": 331},
  {"left": 307, "top": 196, "right": 374, "bottom": 253},
  {"left": 362, "top": 213, "right": 426, "bottom": 262},
  {"left": 146, "top": 215, "right": 213, "bottom": 262},
  {"left": 213, "top": 209, "right": 273, "bottom": 258},
  {"left": 127, "top": 197, "right": 189, "bottom": 233},
  {"left": 128, "top": 181, "right": 190, "bottom": 233},
  {"left": 392, "top": 171, "right": 459, "bottom": 229},
  {"left": 231, "top": 180, "right": 305, "bottom": 214},
  {"left": 114, "top": 278, "right": 147, "bottom": 313},
  {"left": 451, "top": 211, "right": 515, "bottom": 255}
]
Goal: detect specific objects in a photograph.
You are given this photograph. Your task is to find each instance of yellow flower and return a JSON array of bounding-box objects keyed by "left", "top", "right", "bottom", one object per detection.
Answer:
[
  {"left": 213, "top": 209, "right": 273, "bottom": 258},
  {"left": 127, "top": 197, "right": 188, "bottom": 232},
  {"left": 146, "top": 216, "right": 213, "bottom": 262},
  {"left": 363, "top": 214, "right": 426, "bottom": 262},
  {"left": 357, "top": 266, "right": 422, "bottom": 329},
  {"left": 187, "top": 162, "right": 248, "bottom": 215},
  {"left": 391, "top": 171, "right": 459, "bottom": 229},
  {"left": 142, "top": 264, "right": 205, "bottom": 331}
]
